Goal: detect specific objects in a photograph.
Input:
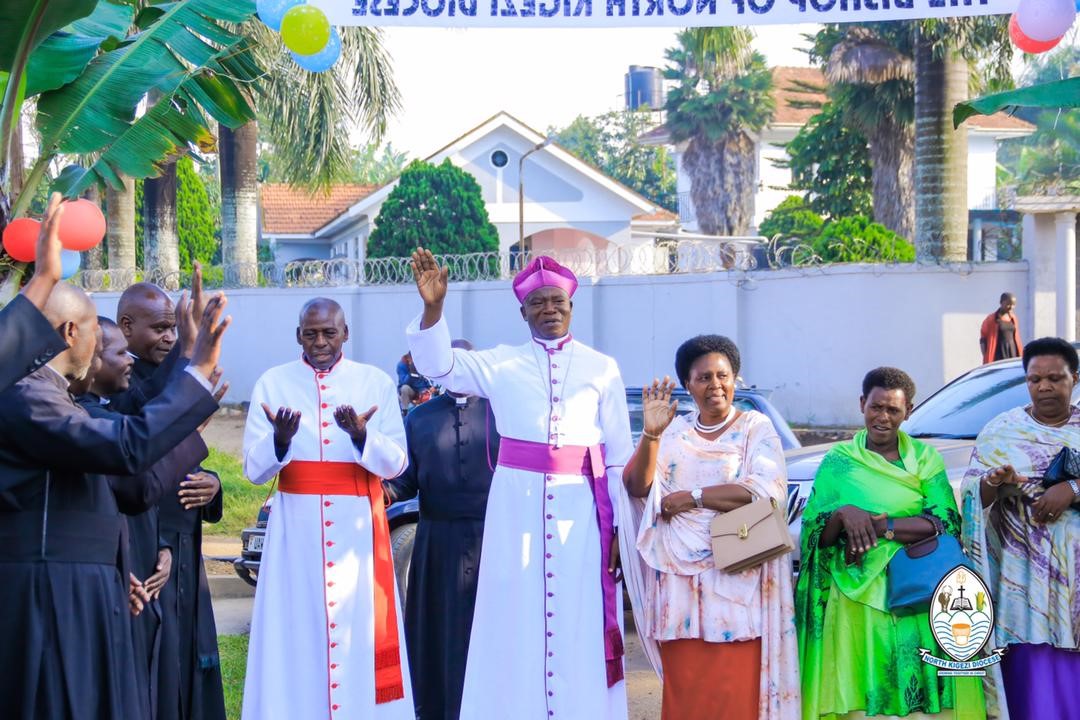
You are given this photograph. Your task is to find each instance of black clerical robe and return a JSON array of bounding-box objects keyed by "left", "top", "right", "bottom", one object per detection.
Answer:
[
  {"left": 130, "top": 357, "right": 226, "bottom": 720},
  {"left": 77, "top": 391, "right": 210, "bottom": 720},
  {"left": 384, "top": 394, "right": 499, "bottom": 720},
  {"left": 0, "top": 294, "right": 67, "bottom": 393},
  {"left": 0, "top": 366, "right": 217, "bottom": 720}
]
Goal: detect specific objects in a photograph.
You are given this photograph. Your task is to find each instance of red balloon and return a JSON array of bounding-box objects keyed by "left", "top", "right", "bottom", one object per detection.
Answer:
[
  {"left": 1009, "top": 14, "right": 1064, "bottom": 54},
  {"left": 2, "top": 218, "right": 41, "bottom": 262},
  {"left": 58, "top": 198, "right": 106, "bottom": 251}
]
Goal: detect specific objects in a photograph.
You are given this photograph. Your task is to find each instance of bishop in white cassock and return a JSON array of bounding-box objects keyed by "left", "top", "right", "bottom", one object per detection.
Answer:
[
  {"left": 241, "top": 298, "right": 413, "bottom": 720},
  {"left": 407, "top": 250, "right": 635, "bottom": 720}
]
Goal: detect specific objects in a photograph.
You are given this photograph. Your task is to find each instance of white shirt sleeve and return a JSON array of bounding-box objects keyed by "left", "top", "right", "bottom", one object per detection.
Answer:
[
  {"left": 243, "top": 373, "right": 294, "bottom": 486},
  {"left": 599, "top": 359, "right": 634, "bottom": 527},
  {"left": 405, "top": 313, "right": 497, "bottom": 399},
  {"left": 352, "top": 372, "right": 408, "bottom": 479}
]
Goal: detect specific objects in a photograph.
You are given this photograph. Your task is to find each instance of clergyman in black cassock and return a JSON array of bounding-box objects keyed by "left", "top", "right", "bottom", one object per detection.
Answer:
[
  {"left": 76, "top": 318, "right": 209, "bottom": 720},
  {"left": 119, "top": 281, "right": 226, "bottom": 720},
  {"left": 384, "top": 391, "right": 500, "bottom": 720},
  {"left": 0, "top": 285, "right": 226, "bottom": 720}
]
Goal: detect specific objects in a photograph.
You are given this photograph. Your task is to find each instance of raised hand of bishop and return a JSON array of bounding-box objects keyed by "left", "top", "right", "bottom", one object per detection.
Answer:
[{"left": 411, "top": 247, "right": 449, "bottom": 329}]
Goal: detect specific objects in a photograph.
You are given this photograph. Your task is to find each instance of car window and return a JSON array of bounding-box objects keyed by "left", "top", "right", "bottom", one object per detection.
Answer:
[{"left": 903, "top": 363, "right": 1080, "bottom": 439}]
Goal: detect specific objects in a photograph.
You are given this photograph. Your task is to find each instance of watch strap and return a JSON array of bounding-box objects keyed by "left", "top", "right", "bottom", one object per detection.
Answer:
[{"left": 885, "top": 516, "right": 895, "bottom": 540}]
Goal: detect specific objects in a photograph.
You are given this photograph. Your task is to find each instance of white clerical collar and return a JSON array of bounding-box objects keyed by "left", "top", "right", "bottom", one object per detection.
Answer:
[
  {"left": 302, "top": 353, "right": 344, "bottom": 375},
  {"left": 532, "top": 334, "right": 573, "bottom": 353}
]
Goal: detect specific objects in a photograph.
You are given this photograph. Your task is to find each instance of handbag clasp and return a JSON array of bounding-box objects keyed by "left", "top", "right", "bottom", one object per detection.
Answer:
[{"left": 738, "top": 524, "right": 749, "bottom": 540}]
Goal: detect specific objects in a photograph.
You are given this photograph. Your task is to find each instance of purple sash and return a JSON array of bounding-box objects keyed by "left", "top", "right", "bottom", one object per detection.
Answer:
[{"left": 497, "top": 437, "right": 625, "bottom": 687}]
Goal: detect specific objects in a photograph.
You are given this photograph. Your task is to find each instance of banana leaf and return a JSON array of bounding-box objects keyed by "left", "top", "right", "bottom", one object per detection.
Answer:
[
  {"left": 0, "top": 0, "right": 99, "bottom": 71},
  {"left": 25, "top": 1, "right": 135, "bottom": 97},
  {"left": 12, "top": 0, "right": 258, "bottom": 214},
  {"left": 51, "top": 40, "right": 261, "bottom": 196},
  {"left": 953, "top": 78, "right": 1080, "bottom": 128},
  {"left": 34, "top": 0, "right": 256, "bottom": 159}
]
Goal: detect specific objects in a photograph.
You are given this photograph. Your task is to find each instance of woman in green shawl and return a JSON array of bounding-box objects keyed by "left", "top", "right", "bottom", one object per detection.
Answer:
[{"left": 796, "top": 367, "right": 981, "bottom": 720}]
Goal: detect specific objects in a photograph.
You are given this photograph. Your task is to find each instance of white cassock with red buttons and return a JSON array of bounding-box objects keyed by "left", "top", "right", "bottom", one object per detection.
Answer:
[
  {"left": 407, "top": 315, "right": 634, "bottom": 720},
  {"left": 240, "top": 357, "right": 413, "bottom": 720}
]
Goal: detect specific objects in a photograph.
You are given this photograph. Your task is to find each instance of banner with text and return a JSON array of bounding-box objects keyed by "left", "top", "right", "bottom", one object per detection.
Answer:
[{"left": 313, "top": 0, "right": 1016, "bottom": 28}]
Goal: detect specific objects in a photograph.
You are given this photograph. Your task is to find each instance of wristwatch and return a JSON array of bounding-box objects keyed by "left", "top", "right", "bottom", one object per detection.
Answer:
[
  {"left": 884, "top": 516, "right": 895, "bottom": 541},
  {"left": 690, "top": 488, "right": 703, "bottom": 509}
]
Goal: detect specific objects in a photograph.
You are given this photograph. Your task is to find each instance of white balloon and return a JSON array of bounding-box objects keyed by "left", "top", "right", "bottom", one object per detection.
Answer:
[{"left": 1016, "top": 0, "right": 1077, "bottom": 41}]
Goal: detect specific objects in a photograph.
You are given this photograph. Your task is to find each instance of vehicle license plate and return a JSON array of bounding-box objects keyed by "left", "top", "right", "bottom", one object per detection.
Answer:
[{"left": 247, "top": 535, "right": 264, "bottom": 552}]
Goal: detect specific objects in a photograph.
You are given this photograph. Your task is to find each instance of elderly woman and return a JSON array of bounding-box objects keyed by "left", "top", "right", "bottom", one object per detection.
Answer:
[
  {"left": 623, "top": 335, "right": 799, "bottom": 720},
  {"left": 961, "top": 337, "right": 1080, "bottom": 719},
  {"left": 796, "top": 367, "right": 983, "bottom": 720}
]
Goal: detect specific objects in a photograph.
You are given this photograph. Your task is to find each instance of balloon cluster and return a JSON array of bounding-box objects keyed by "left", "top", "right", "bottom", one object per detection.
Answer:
[
  {"left": 2, "top": 199, "right": 105, "bottom": 279},
  {"left": 1009, "top": 0, "right": 1077, "bottom": 54},
  {"left": 257, "top": 0, "right": 341, "bottom": 73}
]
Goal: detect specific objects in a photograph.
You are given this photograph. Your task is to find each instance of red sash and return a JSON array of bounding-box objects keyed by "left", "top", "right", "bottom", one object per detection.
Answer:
[{"left": 279, "top": 461, "right": 405, "bottom": 704}]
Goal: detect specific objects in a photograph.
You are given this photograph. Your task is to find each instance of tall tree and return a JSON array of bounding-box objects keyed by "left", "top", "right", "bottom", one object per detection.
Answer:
[
  {"left": 663, "top": 29, "right": 775, "bottom": 237},
  {"left": 142, "top": 162, "right": 178, "bottom": 287},
  {"left": 554, "top": 110, "right": 677, "bottom": 210},
  {"left": 219, "top": 121, "right": 259, "bottom": 283},
  {"left": 105, "top": 175, "right": 136, "bottom": 274},
  {"left": 813, "top": 23, "right": 915, "bottom": 239},
  {"left": 368, "top": 159, "right": 498, "bottom": 261},
  {"left": 219, "top": 24, "right": 400, "bottom": 280},
  {"left": 175, "top": 155, "right": 217, "bottom": 272},
  {"left": 811, "top": 19, "right": 1011, "bottom": 259},
  {"left": 0, "top": 0, "right": 261, "bottom": 298}
]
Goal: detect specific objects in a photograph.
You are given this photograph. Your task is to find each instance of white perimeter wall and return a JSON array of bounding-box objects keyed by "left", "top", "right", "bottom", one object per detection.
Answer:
[{"left": 92, "top": 262, "right": 1028, "bottom": 427}]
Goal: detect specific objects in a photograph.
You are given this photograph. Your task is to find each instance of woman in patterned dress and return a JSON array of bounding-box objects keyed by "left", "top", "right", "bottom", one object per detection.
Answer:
[
  {"left": 623, "top": 335, "right": 800, "bottom": 720},
  {"left": 961, "top": 337, "right": 1080, "bottom": 719}
]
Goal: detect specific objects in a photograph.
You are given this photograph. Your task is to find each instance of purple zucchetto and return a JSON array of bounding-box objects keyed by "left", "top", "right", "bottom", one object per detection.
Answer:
[{"left": 511, "top": 256, "right": 578, "bottom": 304}]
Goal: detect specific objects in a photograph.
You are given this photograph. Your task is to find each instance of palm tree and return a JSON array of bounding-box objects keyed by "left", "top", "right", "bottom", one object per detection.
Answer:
[
  {"left": 105, "top": 175, "right": 137, "bottom": 275},
  {"left": 217, "top": 24, "right": 400, "bottom": 283},
  {"left": 811, "top": 18, "right": 1010, "bottom": 260},
  {"left": 816, "top": 23, "right": 915, "bottom": 240},
  {"left": 664, "top": 28, "right": 775, "bottom": 238},
  {"left": 143, "top": 162, "right": 180, "bottom": 288},
  {"left": 913, "top": 18, "right": 1011, "bottom": 261}
]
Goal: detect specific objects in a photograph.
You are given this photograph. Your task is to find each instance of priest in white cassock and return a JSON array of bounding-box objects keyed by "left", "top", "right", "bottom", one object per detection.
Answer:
[
  {"left": 241, "top": 298, "right": 413, "bottom": 720},
  {"left": 406, "top": 249, "right": 638, "bottom": 720}
]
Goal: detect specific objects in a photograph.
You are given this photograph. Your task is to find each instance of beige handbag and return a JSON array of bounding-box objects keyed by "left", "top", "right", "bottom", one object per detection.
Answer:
[{"left": 709, "top": 495, "right": 795, "bottom": 573}]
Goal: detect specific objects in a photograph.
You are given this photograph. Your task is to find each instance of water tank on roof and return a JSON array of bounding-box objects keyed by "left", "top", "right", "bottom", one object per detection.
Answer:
[{"left": 625, "top": 65, "right": 664, "bottom": 111}]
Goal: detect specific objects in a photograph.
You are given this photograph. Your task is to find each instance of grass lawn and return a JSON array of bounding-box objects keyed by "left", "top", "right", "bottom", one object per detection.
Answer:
[
  {"left": 202, "top": 448, "right": 270, "bottom": 538},
  {"left": 219, "top": 634, "right": 249, "bottom": 720}
]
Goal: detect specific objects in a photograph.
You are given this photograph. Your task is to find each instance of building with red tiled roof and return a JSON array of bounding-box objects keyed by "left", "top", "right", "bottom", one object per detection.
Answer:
[
  {"left": 640, "top": 66, "right": 1036, "bottom": 232},
  {"left": 259, "top": 112, "right": 677, "bottom": 264}
]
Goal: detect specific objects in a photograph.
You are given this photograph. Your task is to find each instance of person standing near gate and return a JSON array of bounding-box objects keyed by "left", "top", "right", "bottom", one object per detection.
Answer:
[
  {"left": 980, "top": 292, "right": 1023, "bottom": 364},
  {"left": 383, "top": 339, "right": 500, "bottom": 720}
]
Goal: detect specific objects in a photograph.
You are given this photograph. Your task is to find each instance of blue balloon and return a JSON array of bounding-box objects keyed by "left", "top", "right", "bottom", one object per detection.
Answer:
[
  {"left": 257, "top": 0, "right": 305, "bottom": 32},
  {"left": 291, "top": 27, "right": 341, "bottom": 73},
  {"left": 60, "top": 249, "right": 81, "bottom": 280}
]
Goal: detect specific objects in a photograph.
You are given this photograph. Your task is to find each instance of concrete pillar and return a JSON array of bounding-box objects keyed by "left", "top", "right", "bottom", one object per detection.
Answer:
[
  {"left": 1056, "top": 212, "right": 1077, "bottom": 341},
  {"left": 1023, "top": 212, "right": 1059, "bottom": 340}
]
